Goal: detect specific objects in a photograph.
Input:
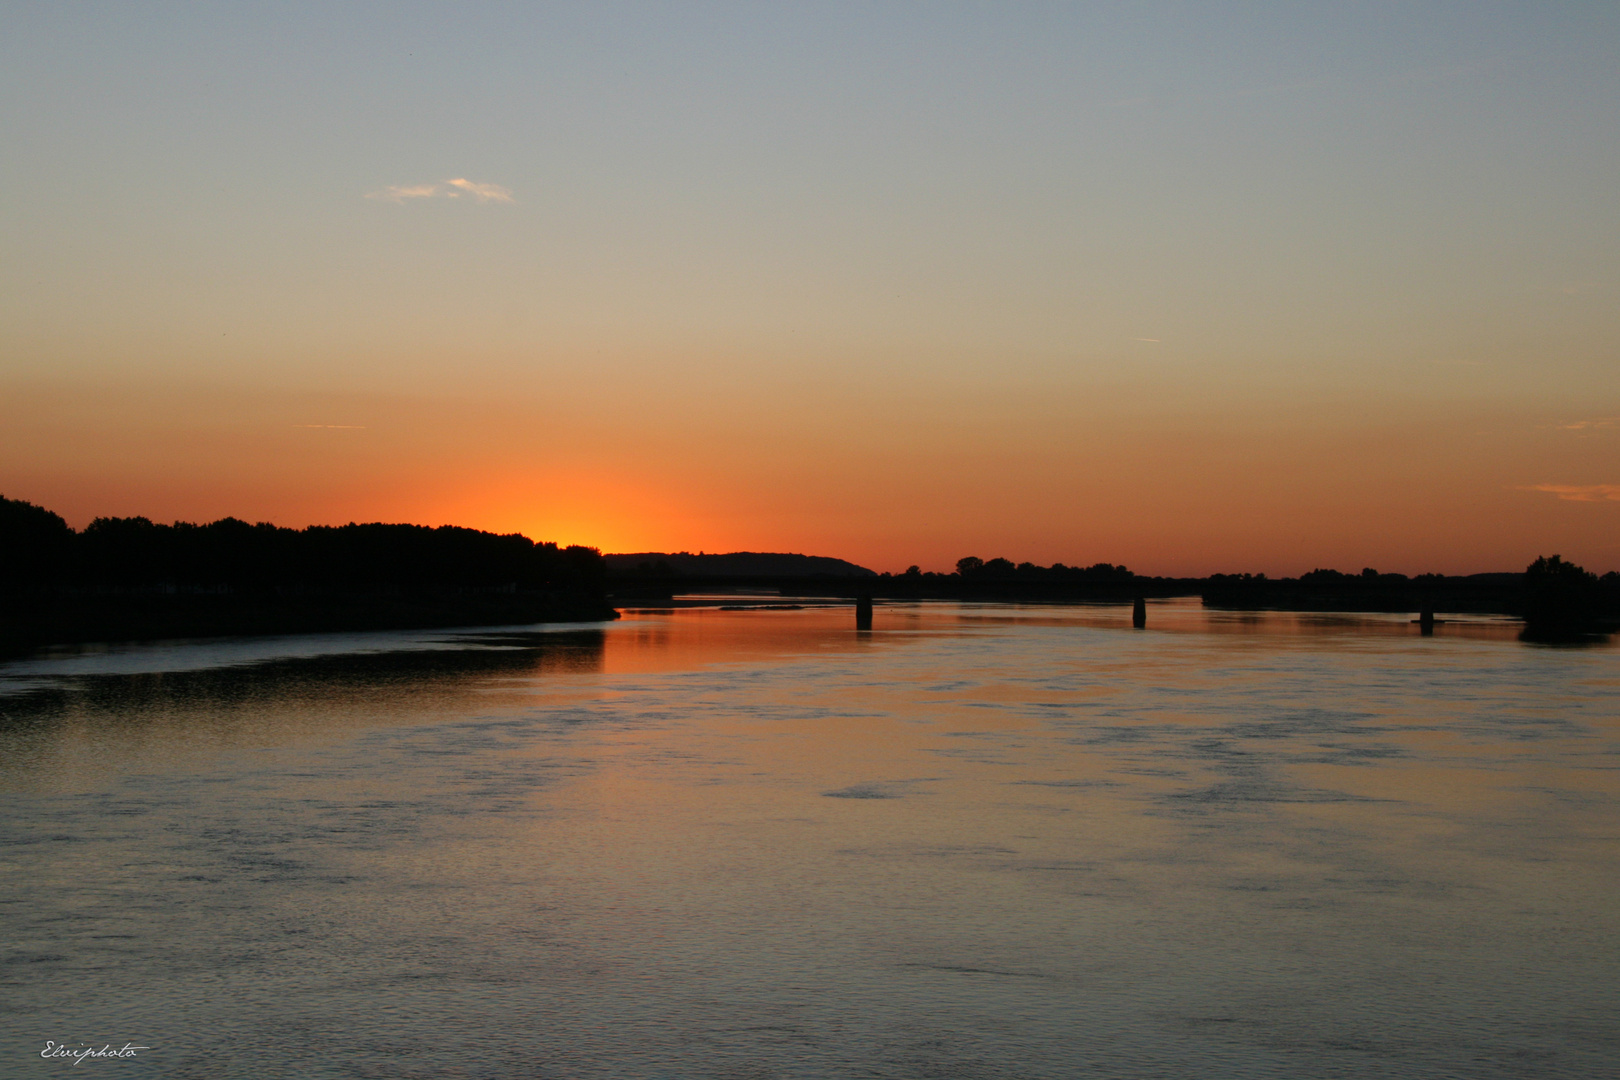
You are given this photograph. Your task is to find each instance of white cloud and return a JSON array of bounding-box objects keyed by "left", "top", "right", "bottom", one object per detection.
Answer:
[
  {"left": 1523, "top": 484, "right": 1620, "bottom": 503},
  {"left": 365, "top": 179, "right": 515, "bottom": 204},
  {"left": 444, "top": 178, "right": 514, "bottom": 202}
]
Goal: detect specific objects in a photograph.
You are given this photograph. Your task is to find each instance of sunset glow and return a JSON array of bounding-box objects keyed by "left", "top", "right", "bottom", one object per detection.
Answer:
[{"left": 3, "top": 5, "right": 1617, "bottom": 573}]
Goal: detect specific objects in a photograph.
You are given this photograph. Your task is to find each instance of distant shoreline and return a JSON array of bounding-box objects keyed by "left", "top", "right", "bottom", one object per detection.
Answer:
[
  {"left": 7, "top": 586, "right": 1615, "bottom": 659},
  {"left": 4, "top": 495, "right": 1613, "bottom": 654},
  {"left": 606, "top": 569, "right": 1619, "bottom": 639}
]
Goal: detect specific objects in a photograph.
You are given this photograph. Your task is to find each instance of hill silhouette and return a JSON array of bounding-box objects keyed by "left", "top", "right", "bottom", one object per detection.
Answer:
[{"left": 606, "top": 551, "right": 876, "bottom": 578}]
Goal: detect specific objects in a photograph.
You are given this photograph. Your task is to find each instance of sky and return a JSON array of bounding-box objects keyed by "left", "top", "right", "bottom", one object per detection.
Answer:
[{"left": 2, "top": 2, "right": 1617, "bottom": 575}]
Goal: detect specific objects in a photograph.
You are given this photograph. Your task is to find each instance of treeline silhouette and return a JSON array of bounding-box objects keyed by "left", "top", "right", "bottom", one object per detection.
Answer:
[
  {"left": 951, "top": 556, "right": 1135, "bottom": 582},
  {"left": 843, "top": 557, "right": 1144, "bottom": 600},
  {"left": 1172, "top": 557, "right": 1616, "bottom": 637},
  {"left": 1, "top": 496, "right": 614, "bottom": 651},
  {"left": 1, "top": 496, "right": 603, "bottom": 592},
  {"left": 7, "top": 492, "right": 1617, "bottom": 646},
  {"left": 608, "top": 552, "right": 1151, "bottom": 602},
  {"left": 1203, "top": 557, "right": 1619, "bottom": 617},
  {"left": 610, "top": 546, "right": 1618, "bottom": 635}
]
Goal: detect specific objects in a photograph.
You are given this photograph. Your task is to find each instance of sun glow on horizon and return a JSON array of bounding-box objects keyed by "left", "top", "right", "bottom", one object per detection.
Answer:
[{"left": 403, "top": 472, "right": 725, "bottom": 555}]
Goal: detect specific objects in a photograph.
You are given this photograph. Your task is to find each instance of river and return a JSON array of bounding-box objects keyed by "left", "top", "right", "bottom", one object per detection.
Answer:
[{"left": 2, "top": 600, "right": 1616, "bottom": 1078}]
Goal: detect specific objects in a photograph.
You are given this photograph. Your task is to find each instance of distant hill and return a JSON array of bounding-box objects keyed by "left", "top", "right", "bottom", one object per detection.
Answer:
[{"left": 605, "top": 552, "right": 876, "bottom": 578}]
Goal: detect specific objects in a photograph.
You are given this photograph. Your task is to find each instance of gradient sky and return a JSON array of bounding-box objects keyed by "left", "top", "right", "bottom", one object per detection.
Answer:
[{"left": 3, "top": 2, "right": 1617, "bottom": 574}]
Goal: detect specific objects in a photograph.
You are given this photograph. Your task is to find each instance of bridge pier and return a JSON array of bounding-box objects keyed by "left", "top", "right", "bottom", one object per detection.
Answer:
[{"left": 1132, "top": 596, "right": 1146, "bottom": 628}]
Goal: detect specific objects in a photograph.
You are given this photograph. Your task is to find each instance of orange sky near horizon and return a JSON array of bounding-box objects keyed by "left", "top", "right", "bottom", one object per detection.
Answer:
[
  {"left": 2, "top": 6, "right": 1617, "bottom": 576},
  {"left": 3, "top": 373, "right": 1614, "bottom": 576}
]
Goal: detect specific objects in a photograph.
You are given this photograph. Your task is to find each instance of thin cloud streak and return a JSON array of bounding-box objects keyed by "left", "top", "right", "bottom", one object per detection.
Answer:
[
  {"left": 1523, "top": 484, "right": 1620, "bottom": 502},
  {"left": 365, "top": 184, "right": 439, "bottom": 203},
  {"left": 444, "top": 178, "right": 514, "bottom": 202},
  {"left": 365, "top": 179, "right": 515, "bottom": 204}
]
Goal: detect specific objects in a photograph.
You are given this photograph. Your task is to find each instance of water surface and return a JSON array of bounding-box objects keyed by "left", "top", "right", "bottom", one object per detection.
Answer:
[{"left": 2, "top": 601, "right": 1616, "bottom": 1078}]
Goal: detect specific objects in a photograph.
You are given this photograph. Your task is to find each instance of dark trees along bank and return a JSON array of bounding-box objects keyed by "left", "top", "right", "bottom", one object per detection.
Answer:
[{"left": 1, "top": 496, "right": 614, "bottom": 651}]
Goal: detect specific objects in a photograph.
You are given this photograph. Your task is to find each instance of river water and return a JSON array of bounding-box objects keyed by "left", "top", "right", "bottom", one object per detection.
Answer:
[{"left": 1, "top": 600, "right": 1616, "bottom": 1079}]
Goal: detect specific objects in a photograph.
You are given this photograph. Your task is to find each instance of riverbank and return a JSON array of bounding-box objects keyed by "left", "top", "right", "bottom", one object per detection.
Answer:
[{"left": 0, "top": 590, "right": 619, "bottom": 656}]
